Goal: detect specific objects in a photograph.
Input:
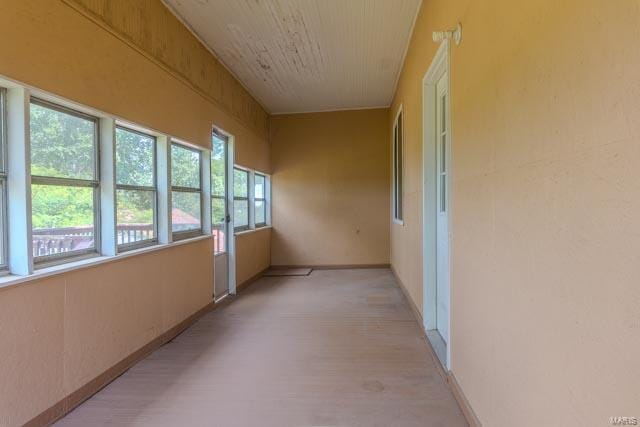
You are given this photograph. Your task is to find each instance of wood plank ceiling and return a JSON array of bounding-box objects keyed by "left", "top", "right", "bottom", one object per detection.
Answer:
[{"left": 163, "top": 0, "right": 422, "bottom": 114}]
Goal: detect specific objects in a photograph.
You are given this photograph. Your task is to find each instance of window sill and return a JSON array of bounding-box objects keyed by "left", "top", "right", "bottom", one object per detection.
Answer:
[
  {"left": 393, "top": 219, "right": 405, "bottom": 226},
  {"left": 0, "top": 234, "right": 212, "bottom": 293},
  {"left": 234, "top": 226, "right": 272, "bottom": 236}
]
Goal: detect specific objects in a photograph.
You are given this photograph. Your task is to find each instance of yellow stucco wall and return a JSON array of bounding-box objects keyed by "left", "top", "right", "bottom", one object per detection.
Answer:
[
  {"left": 0, "top": 240, "right": 214, "bottom": 426},
  {"left": 391, "top": 0, "right": 640, "bottom": 425},
  {"left": 235, "top": 227, "right": 271, "bottom": 286},
  {"left": 0, "top": 1, "right": 271, "bottom": 425},
  {"left": 270, "top": 109, "right": 390, "bottom": 266}
]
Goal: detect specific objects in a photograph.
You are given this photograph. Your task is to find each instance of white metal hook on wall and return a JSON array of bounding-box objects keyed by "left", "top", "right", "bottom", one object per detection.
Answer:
[{"left": 432, "top": 23, "right": 462, "bottom": 46}]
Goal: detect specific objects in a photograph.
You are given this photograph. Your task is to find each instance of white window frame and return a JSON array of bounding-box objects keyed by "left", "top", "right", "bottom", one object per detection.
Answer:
[
  {"left": 0, "top": 74, "right": 214, "bottom": 283},
  {"left": 233, "top": 166, "right": 250, "bottom": 232},
  {"left": 233, "top": 165, "right": 271, "bottom": 234},
  {"left": 170, "top": 141, "right": 205, "bottom": 241},
  {"left": 0, "top": 88, "right": 8, "bottom": 272},
  {"left": 115, "top": 125, "right": 158, "bottom": 252},
  {"left": 30, "top": 98, "right": 101, "bottom": 266},
  {"left": 392, "top": 105, "right": 404, "bottom": 224},
  {"left": 254, "top": 172, "right": 268, "bottom": 228}
]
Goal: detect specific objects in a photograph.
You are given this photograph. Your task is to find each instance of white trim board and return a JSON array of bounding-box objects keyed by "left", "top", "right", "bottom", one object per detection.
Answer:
[{"left": 421, "top": 39, "right": 452, "bottom": 371}]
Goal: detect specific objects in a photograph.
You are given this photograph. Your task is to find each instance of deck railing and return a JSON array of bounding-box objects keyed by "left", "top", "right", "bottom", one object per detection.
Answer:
[
  {"left": 32, "top": 223, "right": 219, "bottom": 257},
  {"left": 32, "top": 224, "right": 155, "bottom": 257}
]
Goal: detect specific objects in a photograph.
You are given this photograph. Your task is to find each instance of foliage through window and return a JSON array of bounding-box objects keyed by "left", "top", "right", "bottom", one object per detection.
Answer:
[
  {"left": 116, "top": 127, "right": 157, "bottom": 249},
  {"left": 254, "top": 173, "right": 267, "bottom": 227},
  {"left": 211, "top": 132, "right": 227, "bottom": 253},
  {"left": 233, "top": 168, "right": 249, "bottom": 231},
  {"left": 171, "top": 143, "right": 202, "bottom": 238},
  {"left": 30, "top": 99, "right": 99, "bottom": 261}
]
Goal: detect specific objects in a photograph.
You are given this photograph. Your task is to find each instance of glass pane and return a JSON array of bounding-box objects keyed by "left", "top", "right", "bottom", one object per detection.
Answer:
[
  {"left": 395, "top": 113, "right": 403, "bottom": 221},
  {"left": 31, "top": 184, "right": 95, "bottom": 257},
  {"left": 234, "top": 199, "right": 249, "bottom": 229},
  {"left": 255, "top": 174, "right": 265, "bottom": 199},
  {"left": 441, "top": 94, "right": 446, "bottom": 131},
  {"left": 30, "top": 102, "right": 96, "bottom": 180},
  {"left": 393, "top": 124, "right": 399, "bottom": 218},
  {"left": 172, "top": 191, "right": 202, "bottom": 232},
  {"left": 0, "top": 90, "right": 5, "bottom": 173},
  {"left": 116, "top": 128, "right": 155, "bottom": 187},
  {"left": 171, "top": 144, "right": 200, "bottom": 188},
  {"left": 0, "top": 180, "right": 5, "bottom": 265},
  {"left": 212, "top": 197, "right": 226, "bottom": 225},
  {"left": 211, "top": 134, "right": 226, "bottom": 196},
  {"left": 211, "top": 197, "right": 226, "bottom": 254},
  {"left": 441, "top": 138, "right": 446, "bottom": 173},
  {"left": 440, "top": 175, "right": 447, "bottom": 213},
  {"left": 255, "top": 200, "right": 266, "bottom": 225},
  {"left": 117, "top": 189, "right": 155, "bottom": 246},
  {"left": 213, "top": 223, "right": 226, "bottom": 254},
  {"left": 234, "top": 168, "right": 248, "bottom": 198}
]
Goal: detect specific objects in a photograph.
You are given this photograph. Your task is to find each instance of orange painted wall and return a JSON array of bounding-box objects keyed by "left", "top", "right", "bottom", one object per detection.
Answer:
[
  {"left": 0, "top": 1, "right": 270, "bottom": 425},
  {"left": 391, "top": 0, "right": 640, "bottom": 425},
  {"left": 0, "top": 240, "right": 213, "bottom": 426},
  {"left": 236, "top": 228, "right": 272, "bottom": 286},
  {"left": 270, "top": 109, "right": 390, "bottom": 266}
]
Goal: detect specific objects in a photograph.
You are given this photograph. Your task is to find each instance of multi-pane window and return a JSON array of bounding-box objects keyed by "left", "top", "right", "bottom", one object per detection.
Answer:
[
  {"left": 233, "top": 167, "right": 249, "bottom": 231},
  {"left": 211, "top": 133, "right": 227, "bottom": 254},
  {"left": 30, "top": 99, "right": 99, "bottom": 262},
  {"left": 115, "top": 127, "right": 157, "bottom": 250},
  {"left": 392, "top": 109, "right": 403, "bottom": 222},
  {"left": 254, "top": 173, "right": 267, "bottom": 227},
  {"left": 0, "top": 79, "right": 242, "bottom": 274},
  {"left": 171, "top": 143, "right": 202, "bottom": 239},
  {"left": 0, "top": 88, "right": 7, "bottom": 269}
]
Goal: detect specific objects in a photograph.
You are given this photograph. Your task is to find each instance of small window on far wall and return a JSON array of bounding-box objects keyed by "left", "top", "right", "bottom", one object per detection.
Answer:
[
  {"left": 233, "top": 168, "right": 249, "bottom": 232},
  {"left": 393, "top": 109, "right": 403, "bottom": 222},
  {"left": 254, "top": 173, "right": 267, "bottom": 227}
]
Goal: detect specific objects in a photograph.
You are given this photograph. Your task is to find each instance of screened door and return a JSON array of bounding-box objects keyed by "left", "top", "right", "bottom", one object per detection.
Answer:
[{"left": 211, "top": 131, "right": 229, "bottom": 299}]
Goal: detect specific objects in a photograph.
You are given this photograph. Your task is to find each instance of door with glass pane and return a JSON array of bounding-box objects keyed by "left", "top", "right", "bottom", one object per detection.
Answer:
[
  {"left": 435, "top": 72, "right": 450, "bottom": 344},
  {"left": 211, "top": 132, "right": 229, "bottom": 299}
]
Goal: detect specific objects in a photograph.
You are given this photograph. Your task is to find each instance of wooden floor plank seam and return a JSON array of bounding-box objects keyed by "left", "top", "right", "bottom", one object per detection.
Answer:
[{"left": 54, "top": 268, "right": 468, "bottom": 427}]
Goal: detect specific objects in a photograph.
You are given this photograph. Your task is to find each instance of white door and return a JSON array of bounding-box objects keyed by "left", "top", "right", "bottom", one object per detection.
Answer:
[
  {"left": 212, "top": 132, "right": 229, "bottom": 300},
  {"left": 435, "top": 72, "right": 450, "bottom": 343}
]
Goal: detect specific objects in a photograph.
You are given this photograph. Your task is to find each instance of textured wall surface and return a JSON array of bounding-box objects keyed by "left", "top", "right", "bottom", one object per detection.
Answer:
[
  {"left": 235, "top": 227, "right": 271, "bottom": 286},
  {"left": 63, "top": 0, "right": 269, "bottom": 139},
  {"left": 270, "top": 109, "right": 390, "bottom": 266},
  {"left": 391, "top": 0, "right": 640, "bottom": 425},
  {"left": 0, "top": 240, "right": 213, "bottom": 427}
]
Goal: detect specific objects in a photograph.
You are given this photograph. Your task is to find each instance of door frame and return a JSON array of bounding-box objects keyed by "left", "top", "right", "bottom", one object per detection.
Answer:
[
  {"left": 212, "top": 125, "right": 236, "bottom": 297},
  {"left": 422, "top": 39, "right": 452, "bottom": 370}
]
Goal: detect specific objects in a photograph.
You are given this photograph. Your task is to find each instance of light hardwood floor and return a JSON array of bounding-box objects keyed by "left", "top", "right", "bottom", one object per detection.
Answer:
[{"left": 55, "top": 268, "right": 467, "bottom": 427}]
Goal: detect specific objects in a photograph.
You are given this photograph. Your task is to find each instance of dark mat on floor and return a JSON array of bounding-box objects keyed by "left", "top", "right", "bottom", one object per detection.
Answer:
[{"left": 264, "top": 268, "right": 313, "bottom": 277}]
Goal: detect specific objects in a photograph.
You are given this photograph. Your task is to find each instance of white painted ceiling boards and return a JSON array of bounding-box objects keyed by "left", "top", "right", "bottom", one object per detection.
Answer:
[{"left": 164, "top": 0, "right": 422, "bottom": 114}]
